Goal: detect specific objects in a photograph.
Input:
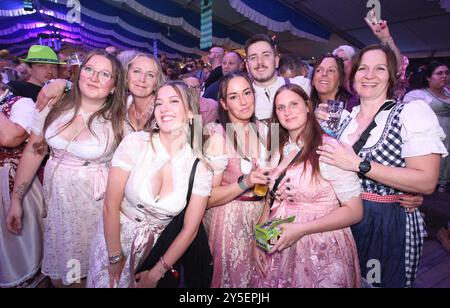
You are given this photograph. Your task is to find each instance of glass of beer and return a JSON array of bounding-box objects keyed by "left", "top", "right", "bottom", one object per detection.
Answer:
[{"left": 253, "top": 158, "right": 273, "bottom": 197}]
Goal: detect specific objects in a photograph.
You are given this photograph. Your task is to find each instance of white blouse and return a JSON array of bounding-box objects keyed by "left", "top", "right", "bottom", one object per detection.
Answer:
[
  {"left": 284, "top": 140, "right": 361, "bottom": 204},
  {"left": 112, "top": 132, "right": 212, "bottom": 219},
  {"left": 32, "top": 105, "right": 116, "bottom": 160},
  {"left": 340, "top": 100, "right": 448, "bottom": 158}
]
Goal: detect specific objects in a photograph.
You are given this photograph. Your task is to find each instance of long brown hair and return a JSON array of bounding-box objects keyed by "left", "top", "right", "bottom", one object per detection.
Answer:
[
  {"left": 310, "top": 53, "right": 351, "bottom": 109},
  {"left": 217, "top": 72, "right": 258, "bottom": 128},
  {"left": 217, "top": 72, "right": 270, "bottom": 159},
  {"left": 272, "top": 84, "right": 324, "bottom": 180},
  {"left": 34, "top": 49, "right": 126, "bottom": 154}
]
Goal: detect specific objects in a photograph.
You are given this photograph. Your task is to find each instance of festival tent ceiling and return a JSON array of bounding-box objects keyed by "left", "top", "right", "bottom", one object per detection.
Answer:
[
  {"left": 0, "top": 0, "right": 330, "bottom": 59},
  {"left": 0, "top": 0, "right": 449, "bottom": 60},
  {"left": 172, "top": 0, "right": 450, "bottom": 59}
]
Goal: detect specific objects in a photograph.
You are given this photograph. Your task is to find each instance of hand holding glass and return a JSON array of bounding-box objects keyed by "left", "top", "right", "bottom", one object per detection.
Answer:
[{"left": 320, "top": 100, "right": 344, "bottom": 138}]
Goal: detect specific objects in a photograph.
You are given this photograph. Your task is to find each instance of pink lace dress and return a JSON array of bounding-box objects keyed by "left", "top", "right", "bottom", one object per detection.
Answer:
[
  {"left": 252, "top": 142, "right": 362, "bottom": 288},
  {"left": 203, "top": 123, "right": 269, "bottom": 288},
  {"left": 32, "top": 106, "right": 116, "bottom": 285}
]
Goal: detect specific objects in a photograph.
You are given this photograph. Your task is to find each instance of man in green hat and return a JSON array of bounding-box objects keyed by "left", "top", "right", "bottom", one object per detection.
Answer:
[{"left": 8, "top": 45, "right": 64, "bottom": 102}]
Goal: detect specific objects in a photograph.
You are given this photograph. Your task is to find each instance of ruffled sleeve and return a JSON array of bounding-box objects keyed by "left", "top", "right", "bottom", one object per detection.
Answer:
[
  {"left": 400, "top": 100, "right": 448, "bottom": 158},
  {"left": 192, "top": 161, "right": 213, "bottom": 197},
  {"left": 111, "top": 131, "right": 150, "bottom": 171},
  {"left": 203, "top": 123, "right": 228, "bottom": 175},
  {"left": 320, "top": 162, "right": 361, "bottom": 203}
]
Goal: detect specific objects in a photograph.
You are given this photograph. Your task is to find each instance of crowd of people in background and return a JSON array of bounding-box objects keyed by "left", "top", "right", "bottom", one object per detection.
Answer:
[{"left": 0, "top": 13, "right": 449, "bottom": 289}]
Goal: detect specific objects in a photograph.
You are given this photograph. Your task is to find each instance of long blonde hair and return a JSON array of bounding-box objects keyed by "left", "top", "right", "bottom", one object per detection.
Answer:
[{"left": 125, "top": 53, "right": 166, "bottom": 94}]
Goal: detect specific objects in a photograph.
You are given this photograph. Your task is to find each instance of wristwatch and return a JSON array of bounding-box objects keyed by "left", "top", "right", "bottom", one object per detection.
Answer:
[
  {"left": 108, "top": 253, "right": 124, "bottom": 265},
  {"left": 237, "top": 175, "right": 249, "bottom": 191},
  {"left": 43, "top": 79, "right": 73, "bottom": 93},
  {"left": 358, "top": 160, "right": 372, "bottom": 175}
]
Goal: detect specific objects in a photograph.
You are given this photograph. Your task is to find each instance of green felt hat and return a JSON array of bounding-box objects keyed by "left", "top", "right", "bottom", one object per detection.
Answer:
[{"left": 20, "top": 45, "right": 66, "bottom": 65}]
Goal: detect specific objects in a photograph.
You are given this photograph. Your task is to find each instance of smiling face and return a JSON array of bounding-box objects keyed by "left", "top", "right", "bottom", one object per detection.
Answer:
[
  {"left": 154, "top": 84, "right": 192, "bottom": 134},
  {"left": 275, "top": 89, "right": 309, "bottom": 138},
  {"left": 127, "top": 56, "right": 159, "bottom": 99},
  {"left": 78, "top": 55, "right": 115, "bottom": 101},
  {"left": 220, "top": 76, "right": 255, "bottom": 124},
  {"left": 246, "top": 41, "right": 279, "bottom": 85},
  {"left": 312, "top": 57, "right": 341, "bottom": 98},
  {"left": 354, "top": 49, "right": 390, "bottom": 102}
]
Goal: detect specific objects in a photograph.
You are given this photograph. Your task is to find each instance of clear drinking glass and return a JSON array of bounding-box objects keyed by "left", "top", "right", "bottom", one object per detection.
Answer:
[
  {"left": 321, "top": 100, "right": 344, "bottom": 137},
  {"left": 253, "top": 158, "right": 275, "bottom": 197}
]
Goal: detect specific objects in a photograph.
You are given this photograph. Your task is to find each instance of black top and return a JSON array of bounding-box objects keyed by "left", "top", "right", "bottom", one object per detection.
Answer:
[
  {"left": 203, "top": 79, "right": 220, "bottom": 101},
  {"left": 203, "top": 66, "right": 223, "bottom": 90},
  {"left": 136, "top": 159, "right": 213, "bottom": 288},
  {"left": 7, "top": 81, "right": 41, "bottom": 102}
]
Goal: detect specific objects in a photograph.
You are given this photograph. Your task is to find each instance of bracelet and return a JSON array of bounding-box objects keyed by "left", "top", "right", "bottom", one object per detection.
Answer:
[
  {"left": 237, "top": 175, "right": 249, "bottom": 191},
  {"left": 160, "top": 256, "right": 179, "bottom": 280},
  {"left": 64, "top": 80, "right": 73, "bottom": 93},
  {"left": 43, "top": 79, "right": 72, "bottom": 93},
  {"left": 108, "top": 252, "right": 124, "bottom": 265}
]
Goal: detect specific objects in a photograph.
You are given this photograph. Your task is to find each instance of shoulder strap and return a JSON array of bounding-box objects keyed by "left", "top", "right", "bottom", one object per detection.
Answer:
[
  {"left": 186, "top": 158, "right": 200, "bottom": 204},
  {"left": 352, "top": 100, "right": 397, "bottom": 154},
  {"left": 269, "top": 149, "right": 302, "bottom": 209},
  {"left": 283, "top": 77, "right": 291, "bottom": 86}
]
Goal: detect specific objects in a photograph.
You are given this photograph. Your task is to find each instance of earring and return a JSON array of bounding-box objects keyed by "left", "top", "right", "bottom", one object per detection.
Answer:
[{"left": 189, "top": 118, "right": 193, "bottom": 126}]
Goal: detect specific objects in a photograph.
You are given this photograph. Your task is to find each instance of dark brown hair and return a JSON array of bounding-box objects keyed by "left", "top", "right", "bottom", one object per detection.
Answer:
[
  {"left": 245, "top": 34, "right": 276, "bottom": 56},
  {"left": 217, "top": 72, "right": 257, "bottom": 128},
  {"left": 310, "top": 53, "right": 351, "bottom": 109},
  {"left": 34, "top": 49, "right": 126, "bottom": 154},
  {"left": 217, "top": 72, "right": 271, "bottom": 159},
  {"left": 349, "top": 44, "right": 398, "bottom": 100},
  {"left": 272, "top": 84, "right": 324, "bottom": 180}
]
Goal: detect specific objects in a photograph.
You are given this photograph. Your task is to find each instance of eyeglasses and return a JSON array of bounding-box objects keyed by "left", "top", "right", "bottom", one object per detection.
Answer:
[
  {"left": 433, "top": 71, "right": 450, "bottom": 77},
  {"left": 81, "top": 65, "right": 113, "bottom": 84}
]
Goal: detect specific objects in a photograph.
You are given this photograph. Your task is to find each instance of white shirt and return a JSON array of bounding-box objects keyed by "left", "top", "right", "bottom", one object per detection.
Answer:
[
  {"left": 2, "top": 97, "right": 35, "bottom": 133},
  {"left": 253, "top": 76, "right": 311, "bottom": 120},
  {"left": 112, "top": 132, "right": 212, "bottom": 219},
  {"left": 340, "top": 100, "right": 448, "bottom": 158}
]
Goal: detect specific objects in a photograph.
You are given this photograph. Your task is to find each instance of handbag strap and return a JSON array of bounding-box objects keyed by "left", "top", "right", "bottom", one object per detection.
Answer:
[
  {"left": 186, "top": 158, "right": 200, "bottom": 204},
  {"left": 352, "top": 100, "right": 396, "bottom": 154},
  {"left": 42, "top": 117, "right": 87, "bottom": 218},
  {"left": 269, "top": 149, "right": 302, "bottom": 209}
]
